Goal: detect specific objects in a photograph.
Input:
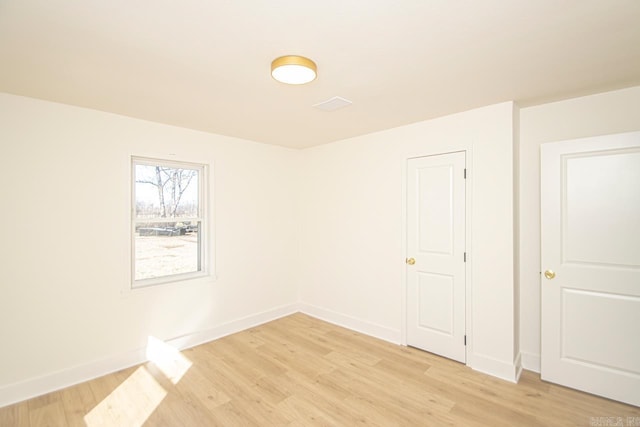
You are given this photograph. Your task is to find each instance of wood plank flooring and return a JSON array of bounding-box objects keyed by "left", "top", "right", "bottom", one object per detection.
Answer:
[{"left": 1, "top": 313, "right": 638, "bottom": 426}]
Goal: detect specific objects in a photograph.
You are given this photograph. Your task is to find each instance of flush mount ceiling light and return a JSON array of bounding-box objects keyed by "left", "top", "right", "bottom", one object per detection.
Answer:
[{"left": 271, "top": 55, "right": 317, "bottom": 85}]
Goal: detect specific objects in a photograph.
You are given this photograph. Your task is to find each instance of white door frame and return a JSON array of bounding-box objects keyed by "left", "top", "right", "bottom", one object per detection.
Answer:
[{"left": 401, "top": 148, "right": 474, "bottom": 365}]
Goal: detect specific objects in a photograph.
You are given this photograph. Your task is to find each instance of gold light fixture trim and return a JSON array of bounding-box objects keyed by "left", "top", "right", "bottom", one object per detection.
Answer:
[{"left": 271, "top": 55, "right": 317, "bottom": 85}]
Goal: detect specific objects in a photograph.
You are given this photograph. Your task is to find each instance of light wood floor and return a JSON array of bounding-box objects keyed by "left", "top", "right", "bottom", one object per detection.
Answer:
[{"left": 1, "top": 313, "right": 638, "bottom": 426}]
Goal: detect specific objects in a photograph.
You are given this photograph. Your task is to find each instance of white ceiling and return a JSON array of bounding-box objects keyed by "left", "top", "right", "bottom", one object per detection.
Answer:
[{"left": 1, "top": 0, "right": 639, "bottom": 149}]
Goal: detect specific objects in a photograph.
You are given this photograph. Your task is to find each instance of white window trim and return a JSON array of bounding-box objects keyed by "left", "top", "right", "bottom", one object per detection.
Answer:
[{"left": 131, "top": 156, "right": 209, "bottom": 289}]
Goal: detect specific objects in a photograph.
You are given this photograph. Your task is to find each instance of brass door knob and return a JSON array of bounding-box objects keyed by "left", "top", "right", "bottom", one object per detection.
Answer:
[
  {"left": 406, "top": 258, "right": 416, "bottom": 265},
  {"left": 544, "top": 270, "right": 556, "bottom": 280}
]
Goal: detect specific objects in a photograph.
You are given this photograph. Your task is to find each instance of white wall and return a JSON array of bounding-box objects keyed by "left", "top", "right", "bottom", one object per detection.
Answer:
[
  {"left": 0, "top": 93, "right": 300, "bottom": 406},
  {"left": 299, "top": 102, "right": 520, "bottom": 380},
  {"left": 518, "top": 85, "right": 640, "bottom": 372},
  {"left": 10, "top": 84, "right": 634, "bottom": 404}
]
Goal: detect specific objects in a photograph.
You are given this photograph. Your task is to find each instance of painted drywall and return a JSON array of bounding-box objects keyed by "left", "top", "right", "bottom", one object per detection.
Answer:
[
  {"left": 518, "top": 85, "right": 640, "bottom": 372},
  {"left": 0, "top": 93, "right": 300, "bottom": 405},
  {"left": 298, "top": 102, "right": 519, "bottom": 380},
  {"left": 7, "top": 82, "right": 611, "bottom": 404}
]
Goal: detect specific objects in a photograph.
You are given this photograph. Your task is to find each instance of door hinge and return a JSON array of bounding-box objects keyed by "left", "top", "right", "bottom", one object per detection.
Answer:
[
  {"left": 464, "top": 168, "right": 467, "bottom": 179},
  {"left": 464, "top": 252, "right": 467, "bottom": 262},
  {"left": 464, "top": 335, "right": 467, "bottom": 346}
]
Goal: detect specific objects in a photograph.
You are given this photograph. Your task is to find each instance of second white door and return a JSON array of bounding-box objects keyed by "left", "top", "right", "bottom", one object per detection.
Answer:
[
  {"left": 541, "top": 132, "right": 640, "bottom": 406},
  {"left": 406, "top": 151, "right": 466, "bottom": 363}
]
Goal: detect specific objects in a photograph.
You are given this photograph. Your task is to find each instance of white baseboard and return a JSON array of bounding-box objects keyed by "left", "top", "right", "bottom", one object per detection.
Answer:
[
  {"left": 299, "top": 304, "right": 526, "bottom": 384},
  {"left": 0, "top": 346, "right": 148, "bottom": 410},
  {"left": 0, "top": 303, "right": 299, "bottom": 409},
  {"left": 299, "top": 303, "right": 401, "bottom": 344},
  {"left": 521, "top": 351, "right": 541, "bottom": 373},
  {"left": 470, "top": 352, "right": 522, "bottom": 383},
  {"left": 166, "top": 303, "right": 300, "bottom": 351},
  {"left": 0, "top": 303, "right": 532, "bottom": 408}
]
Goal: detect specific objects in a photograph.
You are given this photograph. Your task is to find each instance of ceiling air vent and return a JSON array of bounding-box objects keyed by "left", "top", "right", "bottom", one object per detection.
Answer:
[{"left": 312, "top": 96, "right": 352, "bottom": 112}]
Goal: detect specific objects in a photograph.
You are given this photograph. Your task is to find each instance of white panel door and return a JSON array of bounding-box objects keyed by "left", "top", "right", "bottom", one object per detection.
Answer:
[
  {"left": 406, "top": 151, "right": 466, "bottom": 363},
  {"left": 541, "top": 131, "right": 640, "bottom": 406}
]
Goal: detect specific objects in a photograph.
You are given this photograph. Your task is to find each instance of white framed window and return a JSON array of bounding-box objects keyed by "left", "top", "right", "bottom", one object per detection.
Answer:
[{"left": 131, "top": 157, "right": 208, "bottom": 288}]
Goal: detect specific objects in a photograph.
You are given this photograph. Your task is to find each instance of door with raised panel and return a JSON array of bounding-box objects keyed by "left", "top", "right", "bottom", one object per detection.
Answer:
[
  {"left": 541, "top": 131, "right": 640, "bottom": 406},
  {"left": 406, "top": 151, "right": 466, "bottom": 363}
]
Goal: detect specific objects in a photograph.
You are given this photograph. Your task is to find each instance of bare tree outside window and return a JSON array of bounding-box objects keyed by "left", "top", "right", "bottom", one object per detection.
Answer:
[
  {"left": 132, "top": 159, "right": 206, "bottom": 286},
  {"left": 135, "top": 165, "right": 199, "bottom": 219}
]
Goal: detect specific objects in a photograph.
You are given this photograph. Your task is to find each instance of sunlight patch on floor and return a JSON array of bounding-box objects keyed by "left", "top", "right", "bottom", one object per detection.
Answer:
[
  {"left": 83, "top": 366, "right": 167, "bottom": 427},
  {"left": 146, "top": 336, "right": 193, "bottom": 384},
  {"left": 84, "top": 337, "right": 193, "bottom": 425}
]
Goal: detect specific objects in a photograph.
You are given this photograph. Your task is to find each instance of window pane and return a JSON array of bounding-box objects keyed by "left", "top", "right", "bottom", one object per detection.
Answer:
[
  {"left": 135, "top": 164, "right": 199, "bottom": 219},
  {"left": 134, "top": 221, "right": 201, "bottom": 281}
]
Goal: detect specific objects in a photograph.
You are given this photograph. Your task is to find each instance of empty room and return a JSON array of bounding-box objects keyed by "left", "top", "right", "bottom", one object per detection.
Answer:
[{"left": 1, "top": 0, "right": 639, "bottom": 425}]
